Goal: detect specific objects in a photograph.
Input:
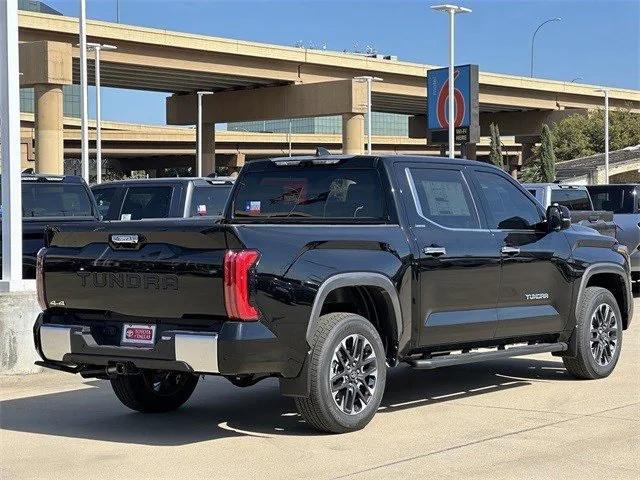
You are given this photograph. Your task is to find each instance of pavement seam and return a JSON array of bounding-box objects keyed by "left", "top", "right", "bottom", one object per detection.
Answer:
[{"left": 330, "top": 401, "right": 640, "bottom": 480}]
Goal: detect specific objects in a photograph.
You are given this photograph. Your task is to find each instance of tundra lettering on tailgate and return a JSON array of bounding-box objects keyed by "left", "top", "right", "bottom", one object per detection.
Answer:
[{"left": 77, "top": 271, "right": 178, "bottom": 291}]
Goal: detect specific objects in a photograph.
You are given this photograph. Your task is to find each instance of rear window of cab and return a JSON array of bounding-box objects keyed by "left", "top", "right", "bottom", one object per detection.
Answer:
[{"left": 232, "top": 167, "right": 386, "bottom": 222}]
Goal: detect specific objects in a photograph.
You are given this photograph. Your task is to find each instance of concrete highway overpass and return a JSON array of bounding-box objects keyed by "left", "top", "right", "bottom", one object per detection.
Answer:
[
  {"left": 18, "top": 114, "right": 525, "bottom": 176},
  {"left": 16, "top": 10, "right": 640, "bottom": 176}
]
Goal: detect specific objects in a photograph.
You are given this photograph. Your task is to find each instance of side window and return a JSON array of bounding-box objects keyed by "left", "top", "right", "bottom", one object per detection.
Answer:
[
  {"left": 189, "top": 185, "right": 232, "bottom": 217},
  {"left": 120, "top": 186, "right": 173, "bottom": 220},
  {"left": 550, "top": 189, "right": 591, "bottom": 211},
  {"left": 475, "top": 171, "right": 543, "bottom": 230},
  {"left": 406, "top": 167, "right": 479, "bottom": 229},
  {"left": 92, "top": 187, "right": 117, "bottom": 219}
]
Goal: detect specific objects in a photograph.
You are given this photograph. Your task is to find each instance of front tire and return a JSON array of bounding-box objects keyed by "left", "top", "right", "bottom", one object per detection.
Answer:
[
  {"left": 563, "top": 287, "right": 623, "bottom": 379},
  {"left": 111, "top": 370, "right": 198, "bottom": 413},
  {"left": 295, "top": 312, "right": 386, "bottom": 433}
]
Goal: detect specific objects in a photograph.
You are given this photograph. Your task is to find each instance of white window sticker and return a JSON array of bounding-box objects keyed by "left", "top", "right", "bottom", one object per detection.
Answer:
[
  {"left": 120, "top": 213, "right": 132, "bottom": 221},
  {"left": 245, "top": 201, "right": 261, "bottom": 214}
]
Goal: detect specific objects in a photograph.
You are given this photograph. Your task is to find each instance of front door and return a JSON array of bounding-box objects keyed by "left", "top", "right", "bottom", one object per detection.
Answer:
[
  {"left": 396, "top": 163, "right": 502, "bottom": 348},
  {"left": 470, "top": 168, "right": 573, "bottom": 339}
]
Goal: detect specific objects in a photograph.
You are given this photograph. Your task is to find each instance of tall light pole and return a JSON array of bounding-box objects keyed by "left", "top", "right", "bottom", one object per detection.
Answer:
[
  {"left": 596, "top": 88, "right": 610, "bottom": 184},
  {"left": 79, "top": 0, "right": 89, "bottom": 182},
  {"left": 1, "top": 0, "right": 24, "bottom": 290},
  {"left": 431, "top": 4, "right": 471, "bottom": 159},
  {"left": 288, "top": 119, "right": 292, "bottom": 157},
  {"left": 196, "top": 91, "right": 214, "bottom": 177},
  {"left": 354, "top": 76, "right": 383, "bottom": 154},
  {"left": 530, "top": 17, "right": 561, "bottom": 77},
  {"left": 85, "top": 43, "right": 117, "bottom": 184}
]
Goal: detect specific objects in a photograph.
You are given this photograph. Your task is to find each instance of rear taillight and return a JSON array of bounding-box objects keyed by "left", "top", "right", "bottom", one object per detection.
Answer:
[
  {"left": 224, "top": 250, "right": 260, "bottom": 321},
  {"left": 36, "top": 248, "right": 47, "bottom": 310}
]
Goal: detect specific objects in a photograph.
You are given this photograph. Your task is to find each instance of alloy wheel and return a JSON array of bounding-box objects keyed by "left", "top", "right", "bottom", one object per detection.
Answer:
[
  {"left": 590, "top": 303, "right": 618, "bottom": 367},
  {"left": 328, "top": 334, "right": 378, "bottom": 415}
]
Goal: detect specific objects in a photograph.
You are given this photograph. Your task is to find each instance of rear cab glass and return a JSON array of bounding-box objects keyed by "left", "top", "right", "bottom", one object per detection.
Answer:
[
  {"left": 189, "top": 184, "right": 232, "bottom": 217},
  {"left": 92, "top": 187, "right": 118, "bottom": 219},
  {"left": 21, "top": 182, "right": 93, "bottom": 218},
  {"left": 120, "top": 186, "right": 173, "bottom": 220},
  {"left": 588, "top": 186, "right": 638, "bottom": 214},
  {"left": 550, "top": 188, "right": 592, "bottom": 211},
  {"left": 231, "top": 164, "right": 386, "bottom": 222}
]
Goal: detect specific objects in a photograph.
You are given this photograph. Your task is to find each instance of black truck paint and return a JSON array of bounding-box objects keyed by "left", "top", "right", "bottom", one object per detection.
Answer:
[{"left": 33, "top": 156, "right": 633, "bottom": 432}]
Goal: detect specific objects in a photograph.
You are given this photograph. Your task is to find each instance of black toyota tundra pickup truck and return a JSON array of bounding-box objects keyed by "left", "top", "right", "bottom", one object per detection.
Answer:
[{"left": 33, "top": 155, "right": 632, "bottom": 433}]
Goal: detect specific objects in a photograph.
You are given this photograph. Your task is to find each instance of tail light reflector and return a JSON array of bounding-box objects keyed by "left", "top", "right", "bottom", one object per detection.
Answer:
[
  {"left": 224, "top": 250, "right": 260, "bottom": 320},
  {"left": 36, "top": 248, "right": 48, "bottom": 310}
]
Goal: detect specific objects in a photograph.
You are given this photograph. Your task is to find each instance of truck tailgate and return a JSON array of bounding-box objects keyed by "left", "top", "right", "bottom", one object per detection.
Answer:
[{"left": 42, "top": 221, "right": 234, "bottom": 319}]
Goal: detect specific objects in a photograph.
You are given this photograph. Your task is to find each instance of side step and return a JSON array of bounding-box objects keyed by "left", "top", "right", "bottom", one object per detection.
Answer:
[{"left": 407, "top": 342, "right": 567, "bottom": 369}]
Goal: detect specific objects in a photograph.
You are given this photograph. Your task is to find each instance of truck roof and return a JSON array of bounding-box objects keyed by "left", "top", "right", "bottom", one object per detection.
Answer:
[
  {"left": 7, "top": 174, "right": 86, "bottom": 184},
  {"left": 256, "top": 154, "right": 499, "bottom": 169},
  {"left": 522, "top": 183, "right": 588, "bottom": 190},
  {"left": 91, "top": 176, "right": 235, "bottom": 188}
]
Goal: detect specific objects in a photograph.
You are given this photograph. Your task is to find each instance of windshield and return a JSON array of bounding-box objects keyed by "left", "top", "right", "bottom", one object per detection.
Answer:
[
  {"left": 18, "top": 183, "right": 93, "bottom": 218},
  {"left": 190, "top": 185, "right": 232, "bottom": 217},
  {"left": 588, "top": 186, "right": 638, "bottom": 214},
  {"left": 550, "top": 189, "right": 591, "bottom": 211},
  {"left": 232, "top": 167, "right": 385, "bottom": 221}
]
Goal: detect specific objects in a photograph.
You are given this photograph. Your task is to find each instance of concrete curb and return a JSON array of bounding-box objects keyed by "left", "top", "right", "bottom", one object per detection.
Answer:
[{"left": 0, "top": 291, "right": 42, "bottom": 374}]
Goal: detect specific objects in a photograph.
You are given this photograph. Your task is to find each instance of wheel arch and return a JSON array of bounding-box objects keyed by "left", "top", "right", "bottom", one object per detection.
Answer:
[
  {"left": 578, "top": 263, "right": 632, "bottom": 329},
  {"left": 306, "top": 273, "right": 403, "bottom": 361}
]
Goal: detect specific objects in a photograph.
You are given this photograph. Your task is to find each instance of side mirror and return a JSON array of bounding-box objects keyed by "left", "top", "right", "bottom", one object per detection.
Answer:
[{"left": 547, "top": 204, "right": 571, "bottom": 232}]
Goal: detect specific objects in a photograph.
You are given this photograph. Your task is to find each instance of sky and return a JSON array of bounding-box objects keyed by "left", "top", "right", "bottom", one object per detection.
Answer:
[{"left": 38, "top": 0, "right": 640, "bottom": 125}]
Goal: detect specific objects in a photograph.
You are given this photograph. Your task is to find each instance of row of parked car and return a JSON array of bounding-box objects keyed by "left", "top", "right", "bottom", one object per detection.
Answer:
[
  {"left": 0, "top": 174, "right": 234, "bottom": 278},
  {"left": 1, "top": 169, "right": 639, "bottom": 282}
]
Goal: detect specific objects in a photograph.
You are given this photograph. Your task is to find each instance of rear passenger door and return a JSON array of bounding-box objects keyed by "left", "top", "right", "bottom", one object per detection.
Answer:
[
  {"left": 469, "top": 168, "right": 573, "bottom": 338},
  {"left": 396, "top": 163, "right": 502, "bottom": 347}
]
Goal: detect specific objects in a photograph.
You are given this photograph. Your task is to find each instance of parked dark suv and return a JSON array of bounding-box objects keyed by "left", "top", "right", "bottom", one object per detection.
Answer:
[
  {"left": 34, "top": 155, "right": 632, "bottom": 433},
  {"left": 0, "top": 174, "right": 98, "bottom": 278},
  {"left": 91, "top": 177, "right": 234, "bottom": 221}
]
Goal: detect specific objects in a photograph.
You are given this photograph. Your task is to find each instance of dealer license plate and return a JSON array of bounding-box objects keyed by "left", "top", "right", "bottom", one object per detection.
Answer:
[{"left": 121, "top": 324, "right": 156, "bottom": 346}]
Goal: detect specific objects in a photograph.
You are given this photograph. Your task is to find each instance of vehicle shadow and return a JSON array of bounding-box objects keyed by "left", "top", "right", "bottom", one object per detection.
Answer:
[{"left": 0, "top": 356, "right": 569, "bottom": 446}]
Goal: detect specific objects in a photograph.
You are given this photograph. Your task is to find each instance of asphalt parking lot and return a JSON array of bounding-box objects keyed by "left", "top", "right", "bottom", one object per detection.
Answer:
[{"left": 1, "top": 300, "right": 638, "bottom": 480}]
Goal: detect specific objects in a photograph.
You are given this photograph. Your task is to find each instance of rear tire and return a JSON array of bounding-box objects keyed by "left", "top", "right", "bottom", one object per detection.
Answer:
[
  {"left": 295, "top": 312, "right": 386, "bottom": 433},
  {"left": 563, "top": 287, "right": 623, "bottom": 379},
  {"left": 111, "top": 370, "right": 198, "bottom": 413}
]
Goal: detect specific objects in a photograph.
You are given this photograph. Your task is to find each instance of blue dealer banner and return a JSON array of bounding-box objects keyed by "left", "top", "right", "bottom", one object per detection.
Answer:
[{"left": 427, "top": 64, "right": 479, "bottom": 144}]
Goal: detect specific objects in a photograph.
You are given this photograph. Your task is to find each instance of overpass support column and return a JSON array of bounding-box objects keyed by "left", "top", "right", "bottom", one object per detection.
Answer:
[
  {"left": 34, "top": 84, "right": 64, "bottom": 174},
  {"left": 342, "top": 113, "right": 364, "bottom": 154},
  {"left": 198, "top": 122, "right": 216, "bottom": 176},
  {"left": 19, "top": 41, "right": 72, "bottom": 175}
]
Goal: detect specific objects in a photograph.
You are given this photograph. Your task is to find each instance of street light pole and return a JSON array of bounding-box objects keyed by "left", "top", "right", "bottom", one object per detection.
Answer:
[
  {"left": 431, "top": 4, "right": 471, "bottom": 159},
  {"left": 86, "top": 43, "right": 117, "bottom": 184},
  {"left": 196, "top": 91, "right": 214, "bottom": 177},
  {"left": 596, "top": 88, "right": 610, "bottom": 183},
  {"left": 288, "top": 119, "right": 292, "bottom": 157},
  {"left": 79, "top": 0, "right": 89, "bottom": 182},
  {"left": 354, "top": 76, "right": 383, "bottom": 154},
  {"left": 1, "top": 0, "right": 24, "bottom": 289},
  {"left": 530, "top": 17, "right": 561, "bottom": 77}
]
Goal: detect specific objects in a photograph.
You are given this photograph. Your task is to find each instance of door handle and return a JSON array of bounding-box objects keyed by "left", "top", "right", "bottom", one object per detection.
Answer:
[
  {"left": 501, "top": 246, "right": 520, "bottom": 255},
  {"left": 423, "top": 246, "right": 447, "bottom": 257}
]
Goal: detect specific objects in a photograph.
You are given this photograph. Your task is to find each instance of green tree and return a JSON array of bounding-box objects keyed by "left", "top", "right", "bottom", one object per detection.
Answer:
[
  {"left": 553, "top": 108, "right": 640, "bottom": 162},
  {"left": 539, "top": 124, "right": 556, "bottom": 182},
  {"left": 489, "top": 123, "right": 504, "bottom": 169},
  {"left": 519, "top": 124, "right": 556, "bottom": 182}
]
